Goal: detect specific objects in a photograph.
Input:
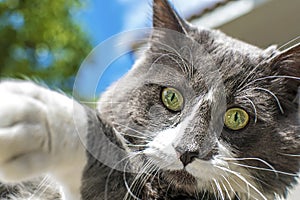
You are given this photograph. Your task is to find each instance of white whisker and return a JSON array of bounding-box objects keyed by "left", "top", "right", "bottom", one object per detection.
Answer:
[
  {"left": 244, "top": 87, "right": 284, "bottom": 114},
  {"left": 136, "top": 164, "right": 158, "bottom": 197},
  {"left": 230, "top": 162, "right": 298, "bottom": 177},
  {"left": 219, "top": 179, "right": 231, "bottom": 200},
  {"left": 237, "top": 96, "right": 258, "bottom": 123},
  {"left": 210, "top": 181, "right": 218, "bottom": 200},
  {"left": 112, "top": 122, "right": 152, "bottom": 138},
  {"left": 279, "top": 153, "right": 300, "bottom": 157},
  {"left": 123, "top": 159, "right": 141, "bottom": 200},
  {"left": 278, "top": 35, "right": 300, "bottom": 51},
  {"left": 221, "top": 175, "right": 240, "bottom": 200},
  {"left": 220, "top": 157, "right": 277, "bottom": 174},
  {"left": 228, "top": 176, "right": 250, "bottom": 199},
  {"left": 213, "top": 178, "right": 225, "bottom": 200},
  {"left": 150, "top": 40, "right": 193, "bottom": 77},
  {"left": 28, "top": 176, "right": 51, "bottom": 200},
  {"left": 179, "top": 45, "right": 194, "bottom": 78},
  {"left": 238, "top": 75, "right": 300, "bottom": 92},
  {"left": 216, "top": 166, "right": 267, "bottom": 200},
  {"left": 105, "top": 153, "right": 139, "bottom": 200}
]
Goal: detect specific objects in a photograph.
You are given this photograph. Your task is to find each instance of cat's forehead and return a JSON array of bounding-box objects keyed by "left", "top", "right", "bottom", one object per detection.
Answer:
[
  {"left": 152, "top": 26, "right": 268, "bottom": 67},
  {"left": 145, "top": 28, "right": 268, "bottom": 90}
]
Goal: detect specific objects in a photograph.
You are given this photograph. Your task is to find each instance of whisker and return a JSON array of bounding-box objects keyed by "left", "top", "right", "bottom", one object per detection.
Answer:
[
  {"left": 129, "top": 164, "right": 153, "bottom": 199},
  {"left": 156, "top": 171, "right": 163, "bottom": 191},
  {"left": 194, "top": 186, "right": 200, "bottom": 200},
  {"left": 179, "top": 45, "right": 194, "bottom": 78},
  {"left": 112, "top": 122, "right": 152, "bottom": 137},
  {"left": 278, "top": 35, "right": 300, "bottom": 51},
  {"left": 219, "top": 156, "right": 278, "bottom": 175},
  {"left": 28, "top": 176, "right": 51, "bottom": 200},
  {"left": 113, "top": 131, "right": 149, "bottom": 147},
  {"left": 127, "top": 144, "right": 149, "bottom": 148},
  {"left": 238, "top": 75, "right": 300, "bottom": 92},
  {"left": 115, "top": 130, "right": 150, "bottom": 141},
  {"left": 216, "top": 166, "right": 267, "bottom": 200},
  {"left": 237, "top": 63, "right": 266, "bottom": 91},
  {"left": 200, "top": 191, "right": 207, "bottom": 200},
  {"left": 244, "top": 87, "right": 284, "bottom": 114},
  {"left": 230, "top": 162, "right": 298, "bottom": 177},
  {"left": 210, "top": 181, "right": 218, "bottom": 199},
  {"left": 150, "top": 40, "right": 193, "bottom": 77},
  {"left": 128, "top": 159, "right": 157, "bottom": 200},
  {"left": 221, "top": 175, "right": 240, "bottom": 200},
  {"left": 151, "top": 52, "right": 185, "bottom": 73},
  {"left": 164, "top": 177, "right": 173, "bottom": 198},
  {"left": 123, "top": 159, "right": 141, "bottom": 200},
  {"left": 278, "top": 153, "right": 300, "bottom": 157},
  {"left": 105, "top": 153, "right": 139, "bottom": 200},
  {"left": 213, "top": 178, "right": 225, "bottom": 200},
  {"left": 237, "top": 96, "right": 258, "bottom": 123},
  {"left": 219, "top": 179, "right": 231, "bottom": 200},
  {"left": 135, "top": 163, "right": 158, "bottom": 198},
  {"left": 228, "top": 176, "right": 250, "bottom": 200}
]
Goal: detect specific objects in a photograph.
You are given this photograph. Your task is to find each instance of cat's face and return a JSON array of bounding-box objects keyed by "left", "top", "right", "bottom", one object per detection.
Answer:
[{"left": 98, "top": 0, "right": 300, "bottom": 199}]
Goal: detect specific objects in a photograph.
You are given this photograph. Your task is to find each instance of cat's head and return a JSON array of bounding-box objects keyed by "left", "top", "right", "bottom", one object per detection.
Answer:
[{"left": 98, "top": 0, "right": 300, "bottom": 198}]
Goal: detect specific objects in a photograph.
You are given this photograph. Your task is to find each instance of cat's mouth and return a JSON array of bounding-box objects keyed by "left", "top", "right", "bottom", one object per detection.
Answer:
[{"left": 161, "top": 169, "right": 198, "bottom": 194}]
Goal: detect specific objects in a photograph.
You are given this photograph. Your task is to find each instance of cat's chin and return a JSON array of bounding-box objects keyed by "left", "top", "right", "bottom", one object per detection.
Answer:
[{"left": 161, "top": 169, "right": 198, "bottom": 194}]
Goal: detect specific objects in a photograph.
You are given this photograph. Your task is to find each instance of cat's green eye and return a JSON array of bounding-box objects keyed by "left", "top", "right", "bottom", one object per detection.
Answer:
[
  {"left": 161, "top": 87, "right": 184, "bottom": 112},
  {"left": 224, "top": 108, "right": 249, "bottom": 131}
]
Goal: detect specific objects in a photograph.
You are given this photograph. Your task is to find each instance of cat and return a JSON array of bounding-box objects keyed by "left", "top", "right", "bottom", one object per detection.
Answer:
[{"left": 0, "top": 0, "right": 299, "bottom": 199}]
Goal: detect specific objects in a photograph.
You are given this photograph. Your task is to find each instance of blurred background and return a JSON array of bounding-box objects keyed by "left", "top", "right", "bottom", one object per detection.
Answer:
[{"left": 0, "top": 0, "right": 299, "bottom": 98}]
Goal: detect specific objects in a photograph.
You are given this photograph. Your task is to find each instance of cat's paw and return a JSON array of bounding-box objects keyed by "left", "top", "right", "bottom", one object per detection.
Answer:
[
  {"left": 0, "top": 80, "right": 88, "bottom": 193},
  {"left": 0, "top": 82, "right": 51, "bottom": 181}
]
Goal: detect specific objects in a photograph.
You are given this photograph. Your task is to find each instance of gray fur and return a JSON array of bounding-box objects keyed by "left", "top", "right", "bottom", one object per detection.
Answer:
[{"left": 95, "top": 0, "right": 300, "bottom": 199}]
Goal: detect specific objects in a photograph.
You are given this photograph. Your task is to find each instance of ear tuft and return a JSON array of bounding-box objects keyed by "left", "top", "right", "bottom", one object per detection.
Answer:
[
  {"left": 271, "top": 43, "right": 300, "bottom": 78},
  {"left": 152, "top": 0, "right": 188, "bottom": 34},
  {"left": 270, "top": 43, "right": 300, "bottom": 106}
]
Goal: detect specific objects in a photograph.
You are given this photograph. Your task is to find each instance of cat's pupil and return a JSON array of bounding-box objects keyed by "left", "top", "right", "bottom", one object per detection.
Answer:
[
  {"left": 234, "top": 112, "right": 239, "bottom": 122},
  {"left": 170, "top": 93, "right": 175, "bottom": 101}
]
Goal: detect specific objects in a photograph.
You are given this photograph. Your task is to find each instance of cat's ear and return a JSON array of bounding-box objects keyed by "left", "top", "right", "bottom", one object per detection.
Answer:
[
  {"left": 152, "top": 0, "right": 189, "bottom": 34},
  {"left": 270, "top": 44, "right": 300, "bottom": 78},
  {"left": 269, "top": 43, "right": 300, "bottom": 106}
]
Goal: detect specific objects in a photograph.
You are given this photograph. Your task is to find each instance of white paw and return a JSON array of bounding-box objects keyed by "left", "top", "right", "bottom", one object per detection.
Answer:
[{"left": 0, "top": 80, "right": 88, "bottom": 199}]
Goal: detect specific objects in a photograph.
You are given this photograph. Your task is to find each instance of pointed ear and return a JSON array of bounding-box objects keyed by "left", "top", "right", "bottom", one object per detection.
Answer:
[
  {"left": 152, "top": 0, "right": 188, "bottom": 34},
  {"left": 270, "top": 43, "right": 300, "bottom": 93},
  {"left": 269, "top": 43, "right": 300, "bottom": 108},
  {"left": 271, "top": 44, "right": 300, "bottom": 78}
]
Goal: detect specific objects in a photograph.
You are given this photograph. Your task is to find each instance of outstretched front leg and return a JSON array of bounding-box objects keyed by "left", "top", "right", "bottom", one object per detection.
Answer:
[
  {"left": 0, "top": 80, "right": 89, "bottom": 199},
  {"left": 0, "top": 80, "right": 131, "bottom": 200}
]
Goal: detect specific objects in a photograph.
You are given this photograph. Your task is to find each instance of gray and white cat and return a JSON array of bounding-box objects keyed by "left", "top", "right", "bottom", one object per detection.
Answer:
[{"left": 0, "top": 0, "right": 299, "bottom": 199}]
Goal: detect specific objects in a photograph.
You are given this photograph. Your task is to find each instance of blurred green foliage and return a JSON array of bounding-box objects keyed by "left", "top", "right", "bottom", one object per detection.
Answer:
[{"left": 0, "top": 0, "right": 92, "bottom": 92}]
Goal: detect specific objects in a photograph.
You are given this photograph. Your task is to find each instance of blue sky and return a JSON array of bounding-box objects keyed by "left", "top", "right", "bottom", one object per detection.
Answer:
[
  {"left": 76, "top": 0, "right": 150, "bottom": 45},
  {"left": 73, "top": 0, "right": 221, "bottom": 98},
  {"left": 73, "top": 0, "right": 148, "bottom": 97}
]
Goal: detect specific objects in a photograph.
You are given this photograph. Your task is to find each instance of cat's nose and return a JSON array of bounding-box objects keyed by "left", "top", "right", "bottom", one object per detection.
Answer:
[{"left": 176, "top": 150, "right": 199, "bottom": 166}]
